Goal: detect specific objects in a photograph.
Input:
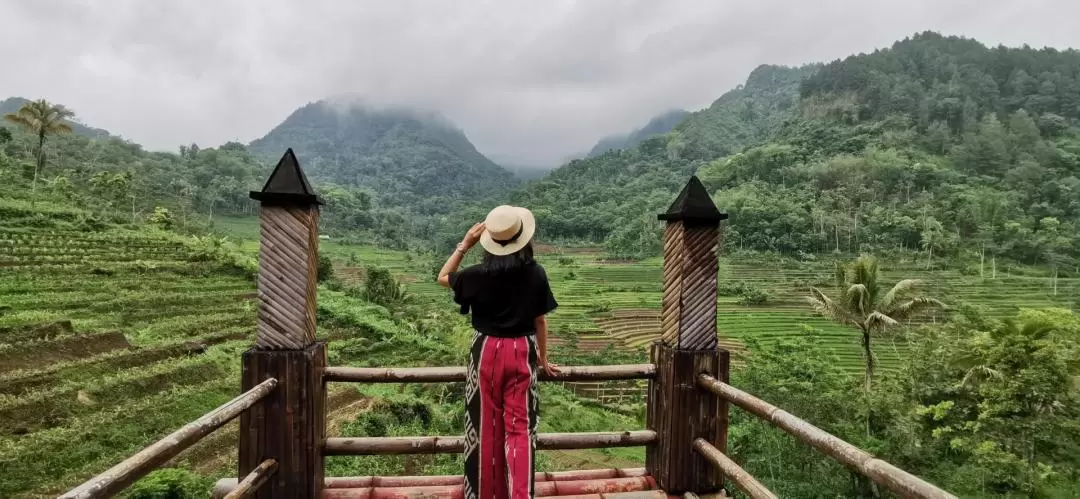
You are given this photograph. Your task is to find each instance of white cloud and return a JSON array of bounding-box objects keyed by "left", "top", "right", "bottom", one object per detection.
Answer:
[{"left": 1, "top": 0, "right": 1078, "bottom": 165}]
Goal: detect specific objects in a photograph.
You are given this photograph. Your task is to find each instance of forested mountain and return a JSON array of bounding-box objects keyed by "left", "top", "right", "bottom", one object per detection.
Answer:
[
  {"left": 586, "top": 109, "right": 689, "bottom": 158},
  {"left": 248, "top": 101, "right": 518, "bottom": 215},
  {"left": 701, "top": 32, "right": 1080, "bottom": 273},
  {"left": 506, "top": 63, "right": 817, "bottom": 254},
  {"left": 0, "top": 97, "right": 112, "bottom": 139},
  {"left": 511, "top": 33, "right": 1080, "bottom": 275}
]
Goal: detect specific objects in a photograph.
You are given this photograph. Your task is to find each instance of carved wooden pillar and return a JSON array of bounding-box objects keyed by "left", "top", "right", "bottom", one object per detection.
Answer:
[
  {"left": 239, "top": 148, "right": 327, "bottom": 498},
  {"left": 646, "top": 176, "right": 729, "bottom": 495}
]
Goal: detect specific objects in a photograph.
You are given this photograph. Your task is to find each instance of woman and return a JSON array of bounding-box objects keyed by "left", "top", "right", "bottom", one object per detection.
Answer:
[{"left": 437, "top": 204, "right": 559, "bottom": 499}]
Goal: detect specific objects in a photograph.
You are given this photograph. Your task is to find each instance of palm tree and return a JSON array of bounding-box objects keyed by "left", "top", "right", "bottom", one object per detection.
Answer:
[
  {"left": 4, "top": 99, "right": 75, "bottom": 204},
  {"left": 808, "top": 256, "right": 945, "bottom": 394}
]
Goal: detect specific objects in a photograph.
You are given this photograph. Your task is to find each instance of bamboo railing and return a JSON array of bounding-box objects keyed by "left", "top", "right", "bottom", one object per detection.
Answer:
[
  {"left": 697, "top": 373, "right": 957, "bottom": 499},
  {"left": 59, "top": 378, "right": 279, "bottom": 499},
  {"left": 324, "top": 430, "right": 657, "bottom": 455},
  {"left": 222, "top": 459, "right": 277, "bottom": 499},
  {"left": 692, "top": 439, "right": 776, "bottom": 499},
  {"left": 324, "top": 365, "right": 658, "bottom": 458},
  {"left": 324, "top": 363, "right": 655, "bottom": 383}
]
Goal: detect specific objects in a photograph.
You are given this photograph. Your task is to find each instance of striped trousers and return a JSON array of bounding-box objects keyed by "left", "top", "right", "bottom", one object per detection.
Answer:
[{"left": 463, "top": 332, "right": 540, "bottom": 499}]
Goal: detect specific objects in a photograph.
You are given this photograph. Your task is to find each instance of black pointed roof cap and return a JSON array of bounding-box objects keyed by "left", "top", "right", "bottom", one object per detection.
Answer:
[
  {"left": 249, "top": 148, "right": 323, "bottom": 206},
  {"left": 658, "top": 176, "right": 727, "bottom": 224}
]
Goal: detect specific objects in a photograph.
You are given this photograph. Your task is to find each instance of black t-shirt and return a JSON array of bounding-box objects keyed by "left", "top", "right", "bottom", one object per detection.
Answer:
[{"left": 448, "top": 262, "right": 558, "bottom": 337}]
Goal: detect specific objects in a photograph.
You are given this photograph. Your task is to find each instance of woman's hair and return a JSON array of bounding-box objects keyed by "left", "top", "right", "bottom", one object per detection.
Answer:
[{"left": 480, "top": 241, "right": 535, "bottom": 274}]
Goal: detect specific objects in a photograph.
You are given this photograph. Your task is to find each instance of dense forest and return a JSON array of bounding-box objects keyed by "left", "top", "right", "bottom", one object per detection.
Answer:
[{"left": 508, "top": 33, "right": 1080, "bottom": 277}]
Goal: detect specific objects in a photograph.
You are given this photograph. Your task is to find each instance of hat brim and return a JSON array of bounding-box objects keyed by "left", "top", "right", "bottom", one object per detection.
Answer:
[{"left": 479, "top": 206, "right": 536, "bottom": 256}]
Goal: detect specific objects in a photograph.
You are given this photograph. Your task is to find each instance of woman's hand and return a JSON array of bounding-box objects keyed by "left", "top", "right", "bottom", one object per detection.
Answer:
[
  {"left": 541, "top": 359, "right": 560, "bottom": 377},
  {"left": 461, "top": 222, "right": 485, "bottom": 250}
]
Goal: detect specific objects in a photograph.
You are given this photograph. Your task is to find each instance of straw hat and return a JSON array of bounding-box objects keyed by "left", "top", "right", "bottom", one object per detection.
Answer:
[{"left": 479, "top": 205, "right": 536, "bottom": 256}]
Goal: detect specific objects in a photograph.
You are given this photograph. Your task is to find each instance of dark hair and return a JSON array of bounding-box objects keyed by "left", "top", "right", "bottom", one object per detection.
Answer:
[{"left": 480, "top": 241, "right": 535, "bottom": 274}]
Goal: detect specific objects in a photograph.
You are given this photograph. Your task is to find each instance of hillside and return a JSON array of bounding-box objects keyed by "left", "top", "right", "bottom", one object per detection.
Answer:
[
  {"left": 0, "top": 97, "right": 112, "bottom": 140},
  {"left": 506, "top": 64, "right": 815, "bottom": 253},
  {"left": 248, "top": 100, "right": 518, "bottom": 215},
  {"left": 586, "top": 109, "right": 689, "bottom": 158},
  {"left": 699, "top": 32, "right": 1080, "bottom": 271},
  {"left": 0, "top": 200, "right": 257, "bottom": 496}
]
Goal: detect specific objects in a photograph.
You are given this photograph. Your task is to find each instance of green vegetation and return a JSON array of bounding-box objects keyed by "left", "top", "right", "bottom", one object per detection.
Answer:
[
  {"left": 808, "top": 256, "right": 944, "bottom": 391},
  {"left": 4, "top": 99, "right": 75, "bottom": 204}
]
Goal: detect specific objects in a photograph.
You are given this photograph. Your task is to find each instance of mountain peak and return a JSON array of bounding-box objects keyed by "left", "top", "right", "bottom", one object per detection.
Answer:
[{"left": 248, "top": 98, "right": 516, "bottom": 212}]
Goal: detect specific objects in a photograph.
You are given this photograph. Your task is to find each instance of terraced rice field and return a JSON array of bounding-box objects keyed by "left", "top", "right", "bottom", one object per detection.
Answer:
[
  {"left": 543, "top": 255, "right": 1078, "bottom": 375},
  {"left": 0, "top": 226, "right": 261, "bottom": 497},
  {"left": 362, "top": 247, "right": 1077, "bottom": 377},
  {"left": 217, "top": 215, "right": 1078, "bottom": 389}
]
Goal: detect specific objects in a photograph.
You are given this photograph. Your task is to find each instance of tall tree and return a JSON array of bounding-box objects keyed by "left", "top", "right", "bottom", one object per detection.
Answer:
[
  {"left": 3, "top": 99, "right": 75, "bottom": 204},
  {"left": 807, "top": 256, "right": 945, "bottom": 434}
]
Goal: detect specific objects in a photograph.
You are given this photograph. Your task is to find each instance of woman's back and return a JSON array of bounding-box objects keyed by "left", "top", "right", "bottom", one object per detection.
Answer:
[{"left": 449, "top": 262, "right": 557, "bottom": 337}]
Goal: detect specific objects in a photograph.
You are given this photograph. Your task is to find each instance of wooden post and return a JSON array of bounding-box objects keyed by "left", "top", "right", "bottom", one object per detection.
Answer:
[
  {"left": 241, "top": 148, "right": 327, "bottom": 498},
  {"left": 646, "top": 176, "right": 729, "bottom": 495}
]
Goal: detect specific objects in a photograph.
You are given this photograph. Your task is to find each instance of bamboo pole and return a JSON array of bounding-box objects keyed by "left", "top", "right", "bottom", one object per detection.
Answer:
[
  {"left": 324, "top": 430, "right": 656, "bottom": 455},
  {"left": 697, "top": 374, "right": 956, "bottom": 499},
  {"left": 223, "top": 459, "right": 277, "bottom": 499},
  {"left": 324, "top": 363, "right": 655, "bottom": 383},
  {"left": 59, "top": 378, "right": 278, "bottom": 499},
  {"left": 692, "top": 439, "right": 776, "bottom": 499}
]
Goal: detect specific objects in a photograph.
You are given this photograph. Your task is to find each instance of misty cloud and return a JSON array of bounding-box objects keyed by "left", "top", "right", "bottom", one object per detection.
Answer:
[{"left": 1, "top": 0, "right": 1078, "bottom": 166}]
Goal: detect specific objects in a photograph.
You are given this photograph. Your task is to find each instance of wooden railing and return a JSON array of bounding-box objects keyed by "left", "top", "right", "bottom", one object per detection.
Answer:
[
  {"left": 59, "top": 378, "right": 278, "bottom": 499},
  {"left": 323, "top": 363, "right": 655, "bottom": 383},
  {"left": 321, "top": 363, "right": 656, "bottom": 456},
  {"left": 209, "top": 363, "right": 657, "bottom": 497},
  {"left": 696, "top": 374, "right": 957, "bottom": 499}
]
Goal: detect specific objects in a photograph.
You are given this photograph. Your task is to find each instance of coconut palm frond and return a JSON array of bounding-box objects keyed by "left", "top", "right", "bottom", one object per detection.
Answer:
[
  {"left": 1019, "top": 320, "right": 1056, "bottom": 341},
  {"left": 807, "top": 287, "right": 853, "bottom": 325},
  {"left": 959, "top": 365, "right": 1004, "bottom": 388},
  {"left": 3, "top": 113, "right": 34, "bottom": 128},
  {"left": 844, "top": 283, "right": 870, "bottom": 315},
  {"left": 866, "top": 311, "right": 899, "bottom": 332},
  {"left": 852, "top": 256, "right": 877, "bottom": 284},
  {"left": 834, "top": 260, "right": 847, "bottom": 287},
  {"left": 48, "top": 121, "right": 73, "bottom": 134},
  {"left": 880, "top": 279, "right": 922, "bottom": 310},
  {"left": 889, "top": 297, "right": 946, "bottom": 322}
]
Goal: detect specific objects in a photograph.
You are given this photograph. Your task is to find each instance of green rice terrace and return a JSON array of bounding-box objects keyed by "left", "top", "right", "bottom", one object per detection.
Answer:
[{"left": 318, "top": 242, "right": 1079, "bottom": 377}]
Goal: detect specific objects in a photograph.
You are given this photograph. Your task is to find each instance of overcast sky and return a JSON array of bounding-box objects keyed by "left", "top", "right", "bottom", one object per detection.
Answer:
[{"left": 2, "top": 1, "right": 1079, "bottom": 167}]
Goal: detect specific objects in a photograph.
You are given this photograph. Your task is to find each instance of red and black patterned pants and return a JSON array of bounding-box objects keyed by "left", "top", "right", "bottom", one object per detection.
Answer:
[{"left": 464, "top": 332, "right": 539, "bottom": 499}]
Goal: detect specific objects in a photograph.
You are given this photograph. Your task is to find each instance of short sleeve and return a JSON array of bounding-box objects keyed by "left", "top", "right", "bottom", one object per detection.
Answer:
[
  {"left": 532, "top": 265, "right": 558, "bottom": 317},
  {"left": 448, "top": 268, "right": 471, "bottom": 315}
]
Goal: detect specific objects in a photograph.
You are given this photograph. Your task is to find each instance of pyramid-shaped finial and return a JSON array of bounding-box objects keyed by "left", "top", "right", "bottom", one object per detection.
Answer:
[
  {"left": 250, "top": 148, "right": 322, "bottom": 206},
  {"left": 658, "top": 176, "right": 726, "bottom": 224}
]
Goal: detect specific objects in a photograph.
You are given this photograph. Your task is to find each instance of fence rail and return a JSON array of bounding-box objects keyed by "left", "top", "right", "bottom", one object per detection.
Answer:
[
  {"left": 222, "top": 458, "right": 277, "bottom": 499},
  {"left": 59, "top": 378, "right": 279, "bottom": 499},
  {"left": 324, "top": 363, "right": 655, "bottom": 383},
  {"left": 324, "top": 430, "right": 657, "bottom": 455},
  {"left": 692, "top": 439, "right": 776, "bottom": 499},
  {"left": 697, "top": 374, "right": 956, "bottom": 499}
]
